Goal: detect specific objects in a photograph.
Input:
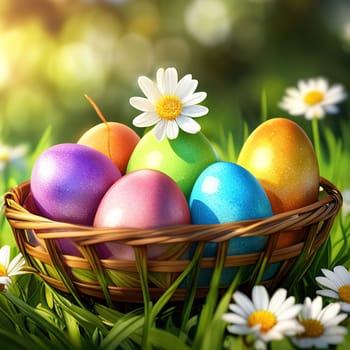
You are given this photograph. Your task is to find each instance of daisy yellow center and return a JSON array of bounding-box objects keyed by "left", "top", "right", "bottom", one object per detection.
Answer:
[
  {"left": 0, "top": 263, "right": 7, "bottom": 276},
  {"left": 156, "top": 95, "right": 183, "bottom": 120},
  {"left": 247, "top": 310, "right": 277, "bottom": 333},
  {"left": 338, "top": 285, "right": 350, "bottom": 303},
  {"left": 303, "top": 91, "right": 324, "bottom": 105},
  {"left": 298, "top": 319, "right": 324, "bottom": 338},
  {"left": 0, "top": 263, "right": 8, "bottom": 291}
]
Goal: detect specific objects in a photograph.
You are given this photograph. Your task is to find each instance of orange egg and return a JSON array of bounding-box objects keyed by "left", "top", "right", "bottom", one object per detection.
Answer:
[
  {"left": 77, "top": 122, "right": 140, "bottom": 174},
  {"left": 237, "top": 117, "right": 320, "bottom": 248}
]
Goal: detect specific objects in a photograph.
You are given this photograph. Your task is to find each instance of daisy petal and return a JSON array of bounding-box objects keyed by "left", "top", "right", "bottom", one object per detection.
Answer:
[
  {"left": 320, "top": 268, "right": 343, "bottom": 287},
  {"left": 278, "top": 304, "right": 302, "bottom": 321},
  {"left": 324, "top": 105, "right": 339, "bottom": 114},
  {"left": 323, "top": 325, "right": 347, "bottom": 336},
  {"left": 7, "top": 253, "right": 25, "bottom": 275},
  {"left": 273, "top": 319, "right": 302, "bottom": 333},
  {"left": 297, "top": 80, "right": 309, "bottom": 93},
  {"left": 129, "top": 97, "right": 155, "bottom": 112},
  {"left": 279, "top": 100, "right": 306, "bottom": 115},
  {"left": 254, "top": 339, "right": 268, "bottom": 350},
  {"left": 164, "top": 67, "right": 178, "bottom": 94},
  {"left": 315, "top": 78, "right": 328, "bottom": 92},
  {"left": 301, "top": 297, "right": 312, "bottom": 319},
  {"left": 182, "top": 105, "right": 208, "bottom": 117},
  {"left": 153, "top": 120, "right": 168, "bottom": 141},
  {"left": 323, "top": 335, "right": 346, "bottom": 345},
  {"left": 222, "top": 312, "right": 247, "bottom": 325},
  {"left": 274, "top": 296, "right": 296, "bottom": 316},
  {"left": 260, "top": 328, "right": 284, "bottom": 342},
  {"left": 176, "top": 74, "right": 197, "bottom": 99},
  {"left": 324, "top": 93, "right": 347, "bottom": 105},
  {"left": 166, "top": 120, "right": 179, "bottom": 139},
  {"left": 268, "top": 288, "right": 287, "bottom": 313},
  {"left": 228, "top": 303, "right": 250, "bottom": 317},
  {"left": 327, "top": 84, "right": 347, "bottom": 100},
  {"left": 182, "top": 91, "right": 207, "bottom": 105},
  {"left": 339, "top": 302, "right": 350, "bottom": 312},
  {"left": 310, "top": 296, "right": 323, "bottom": 319},
  {"left": 316, "top": 289, "right": 339, "bottom": 299},
  {"left": 308, "top": 78, "right": 317, "bottom": 90},
  {"left": 233, "top": 291, "right": 255, "bottom": 315},
  {"left": 133, "top": 112, "right": 160, "bottom": 128},
  {"left": 323, "top": 313, "right": 347, "bottom": 327},
  {"left": 156, "top": 68, "right": 165, "bottom": 94},
  {"left": 0, "top": 245, "right": 10, "bottom": 267},
  {"left": 227, "top": 324, "right": 252, "bottom": 335},
  {"left": 288, "top": 104, "right": 308, "bottom": 115},
  {"left": 291, "top": 337, "right": 314, "bottom": 348},
  {"left": 252, "top": 286, "right": 269, "bottom": 310},
  {"left": 0, "top": 276, "right": 11, "bottom": 285},
  {"left": 305, "top": 106, "right": 324, "bottom": 119},
  {"left": 334, "top": 265, "right": 350, "bottom": 284},
  {"left": 315, "top": 276, "right": 339, "bottom": 291},
  {"left": 285, "top": 87, "right": 301, "bottom": 98},
  {"left": 138, "top": 76, "right": 162, "bottom": 103},
  {"left": 176, "top": 116, "right": 201, "bottom": 134},
  {"left": 318, "top": 303, "right": 340, "bottom": 322}
]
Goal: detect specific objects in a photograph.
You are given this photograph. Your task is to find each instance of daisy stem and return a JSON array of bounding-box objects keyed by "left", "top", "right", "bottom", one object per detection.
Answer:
[{"left": 312, "top": 118, "right": 321, "bottom": 162}]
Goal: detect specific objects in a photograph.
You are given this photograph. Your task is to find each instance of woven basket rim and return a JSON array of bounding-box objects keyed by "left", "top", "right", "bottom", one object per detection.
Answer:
[
  {"left": 2, "top": 177, "right": 343, "bottom": 302},
  {"left": 3, "top": 177, "right": 342, "bottom": 245}
]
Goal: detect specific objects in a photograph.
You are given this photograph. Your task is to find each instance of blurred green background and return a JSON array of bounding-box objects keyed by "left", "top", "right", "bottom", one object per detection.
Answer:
[{"left": 0, "top": 0, "right": 349, "bottom": 148}]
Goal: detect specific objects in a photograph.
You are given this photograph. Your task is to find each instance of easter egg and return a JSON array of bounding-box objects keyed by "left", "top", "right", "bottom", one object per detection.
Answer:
[
  {"left": 126, "top": 130, "right": 218, "bottom": 198},
  {"left": 23, "top": 192, "right": 45, "bottom": 248},
  {"left": 77, "top": 122, "right": 140, "bottom": 174},
  {"left": 237, "top": 117, "right": 320, "bottom": 248},
  {"left": 31, "top": 143, "right": 122, "bottom": 226},
  {"left": 23, "top": 191, "right": 41, "bottom": 216},
  {"left": 23, "top": 191, "right": 81, "bottom": 256},
  {"left": 94, "top": 169, "right": 191, "bottom": 260},
  {"left": 189, "top": 161, "right": 273, "bottom": 286}
]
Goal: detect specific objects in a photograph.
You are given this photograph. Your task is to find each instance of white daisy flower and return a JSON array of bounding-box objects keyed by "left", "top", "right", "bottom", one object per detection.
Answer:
[
  {"left": 291, "top": 296, "right": 347, "bottom": 349},
  {"left": 222, "top": 285, "right": 303, "bottom": 349},
  {"left": 316, "top": 265, "right": 350, "bottom": 312},
  {"left": 0, "top": 245, "right": 26, "bottom": 291},
  {"left": 279, "top": 77, "right": 347, "bottom": 119},
  {"left": 129, "top": 67, "right": 208, "bottom": 141}
]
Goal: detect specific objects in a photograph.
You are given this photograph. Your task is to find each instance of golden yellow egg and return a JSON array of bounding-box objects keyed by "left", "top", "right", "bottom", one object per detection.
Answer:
[{"left": 237, "top": 117, "right": 320, "bottom": 248}]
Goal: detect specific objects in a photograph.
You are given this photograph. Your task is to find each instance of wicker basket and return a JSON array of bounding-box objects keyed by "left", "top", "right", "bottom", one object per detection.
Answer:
[{"left": 3, "top": 177, "right": 342, "bottom": 304}]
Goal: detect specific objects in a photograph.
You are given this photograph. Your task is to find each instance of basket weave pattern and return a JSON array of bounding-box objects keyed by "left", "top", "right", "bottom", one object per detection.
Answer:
[{"left": 3, "top": 177, "right": 342, "bottom": 303}]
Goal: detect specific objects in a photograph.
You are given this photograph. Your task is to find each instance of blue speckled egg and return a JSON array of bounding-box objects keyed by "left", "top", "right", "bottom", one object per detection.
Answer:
[{"left": 188, "top": 161, "right": 273, "bottom": 286}]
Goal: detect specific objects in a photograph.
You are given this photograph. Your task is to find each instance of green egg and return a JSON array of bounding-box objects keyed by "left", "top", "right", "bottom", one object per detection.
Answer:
[{"left": 126, "top": 130, "right": 219, "bottom": 198}]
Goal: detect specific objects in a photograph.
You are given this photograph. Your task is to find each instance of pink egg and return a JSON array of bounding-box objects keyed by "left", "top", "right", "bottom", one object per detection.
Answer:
[
  {"left": 31, "top": 143, "right": 122, "bottom": 226},
  {"left": 94, "top": 169, "right": 191, "bottom": 260}
]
